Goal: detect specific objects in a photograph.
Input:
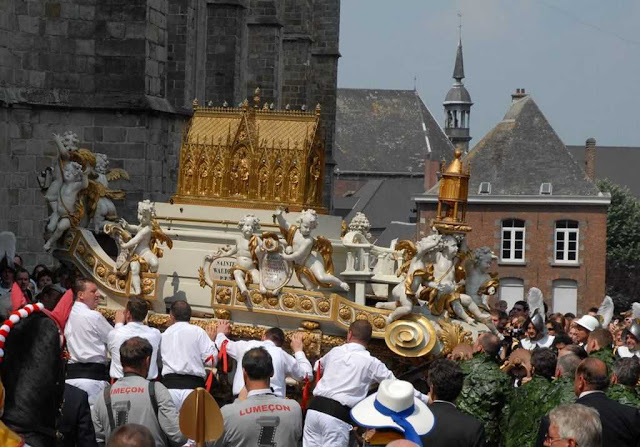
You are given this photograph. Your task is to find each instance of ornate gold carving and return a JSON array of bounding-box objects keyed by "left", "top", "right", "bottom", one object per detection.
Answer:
[
  {"left": 107, "top": 274, "right": 117, "bottom": 286},
  {"left": 85, "top": 254, "right": 96, "bottom": 267},
  {"left": 215, "top": 309, "right": 231, "bottom": 320},
  {"left": 216, "top": 287, "right": 232, "bottom": 305},
  {"left": 372, "top": 316, "right": 387, "bottom": 331},
  {"left": 300, "top": 321, "right": 320, "bottom": 331},
  {"left": 299, "top": 298, "right": 313, "bottom": 312},
  {"left": 385, "top": 314, "right": 437, "bottom": 358},
  {"left": 63, "top": 232, "right": 75, "bottom": 248},
  {"left": 338, "top": 306, "right": 352, "bottom": 322},
  {"left": 172, "top": 92, "right": 326, "bottom": 212},
  {"left": 283, "top": 293, "right": 296, "bottom": 309},
  {"left": 355, "top": 312, "right": 369, "bottom": 321},
  {"left": 317, "top": 299, "right": 330, "bottom": 313},
  {"left": 198, "top": 267, "right": 207, "bottom": 288},
  {"left": 250, "top": 290, "right": 263, "bottom": 305},
  {"left": 77, "top": 243, "right": 86, "bottom": 255},
  {"left": 141, "top": 278, "right": 154, "bottom": 294},
  {"left": 96, "top": 264, "right": 106, "bottom": 278},
  {"left": 437, "top": 318, "right": 473, "bottom": 357},
  {"left": 266, "top": 296, "right": 279, "bottom": 307},
  {"left": 118, "top": 279, "right": 126, "bottom": 289}
]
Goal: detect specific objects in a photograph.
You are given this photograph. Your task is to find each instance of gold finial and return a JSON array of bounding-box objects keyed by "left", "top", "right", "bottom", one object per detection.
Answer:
[
  {"left": 242, "top": 99, "right": 249, "bottom": 110},
  {"left": 253, "top": 87, "right": 261, "bottom": 107},
  {"left": 315, "top": 103, "right": 321, "bottom": 116},
  {"left": 445, "top": 148, "right": 464, "bottom": 174},
  {"left": 192, "top": 98, "right": 199, "bottom": 109}
]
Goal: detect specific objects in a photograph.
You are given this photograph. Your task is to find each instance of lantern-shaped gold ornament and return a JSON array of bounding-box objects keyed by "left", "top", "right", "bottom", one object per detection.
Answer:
[{"left": 431, "top": 148, "right": 471, "bottom": 234}]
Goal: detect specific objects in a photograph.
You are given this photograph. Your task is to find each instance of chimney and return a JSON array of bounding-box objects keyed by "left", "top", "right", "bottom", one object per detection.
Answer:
[
  {"left": 511, "top": 88, "right": 527, "bottom": 102},
  {"left": 585, "top": 138, "right": 596, "bottom": 181}
]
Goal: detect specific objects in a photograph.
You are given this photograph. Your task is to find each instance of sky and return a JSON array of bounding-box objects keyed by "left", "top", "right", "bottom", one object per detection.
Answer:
[{"left": 338, "top": 0, "right": 640, "bottom": 147}]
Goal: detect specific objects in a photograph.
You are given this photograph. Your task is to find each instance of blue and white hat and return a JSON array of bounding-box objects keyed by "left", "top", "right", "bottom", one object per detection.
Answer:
[{"left": 350, "top": 379, "right": 434, "bottom": 446}]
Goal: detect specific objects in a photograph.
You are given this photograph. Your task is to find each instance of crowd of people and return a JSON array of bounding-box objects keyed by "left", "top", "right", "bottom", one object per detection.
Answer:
[{"left": 1, "top": 258, "right": 640, "bottom": 447}]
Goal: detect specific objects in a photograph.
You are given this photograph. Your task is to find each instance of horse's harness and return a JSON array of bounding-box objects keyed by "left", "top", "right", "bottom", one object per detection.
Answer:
[{"left": 0, "top": 304, "right": 68, "bottom": 443}]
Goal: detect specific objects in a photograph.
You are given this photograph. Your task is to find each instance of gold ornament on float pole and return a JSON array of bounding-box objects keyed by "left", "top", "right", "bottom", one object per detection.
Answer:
[
  {"left": 431, "top": 148, "right": 472, "bottom": 234},
  {"left": 179, "top": 387, "right": 224, "bottom": 447}
]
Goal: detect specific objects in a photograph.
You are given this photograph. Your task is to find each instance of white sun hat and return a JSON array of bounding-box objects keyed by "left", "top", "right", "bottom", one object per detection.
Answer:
[
  {"left": 574, "top": 315, "right": 600, "bottom": 332},
  {"left": 350, "top": 379, "right": 434, "bottom": 445}
]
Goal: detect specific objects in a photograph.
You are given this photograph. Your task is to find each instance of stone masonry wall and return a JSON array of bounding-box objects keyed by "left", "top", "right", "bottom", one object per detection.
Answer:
[
  {"left": 1, "top": 0, "right": 341, "bottom": 270},
  {"left": 0, "top": 106, "right": 185, "bottom": 268}
]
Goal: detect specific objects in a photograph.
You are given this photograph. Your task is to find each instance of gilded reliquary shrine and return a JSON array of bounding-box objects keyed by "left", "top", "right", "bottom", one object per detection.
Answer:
[{"left": 173, "top": 93, "right": 326, "bottom": 212}]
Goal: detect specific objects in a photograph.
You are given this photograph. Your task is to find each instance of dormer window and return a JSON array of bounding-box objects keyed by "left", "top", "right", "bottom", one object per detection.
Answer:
[
  {"left": 540, "top": 183, "right": 553, "bottom": 195},
  {"left": 478, "top": 182, "right": 491, "bottom": 195}
]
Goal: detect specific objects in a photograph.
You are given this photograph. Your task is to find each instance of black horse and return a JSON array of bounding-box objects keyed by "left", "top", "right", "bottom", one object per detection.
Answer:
[{"left": 1, "top": 311, "right": 66, "bottom": 447}]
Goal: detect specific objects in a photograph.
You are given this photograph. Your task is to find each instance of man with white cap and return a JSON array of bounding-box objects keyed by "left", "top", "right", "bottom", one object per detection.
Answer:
[
  {"left": 350, "top": 379, "right": 434, "bottom": 447},
  {"left": 617, "top": 322, "right": 640, "bottom": 359},
  {"left": 421, "top": 359, "right": 486, "bottom": 446},
  {"left": 572, "top": 315, "right": 600, "bottom": 347}
]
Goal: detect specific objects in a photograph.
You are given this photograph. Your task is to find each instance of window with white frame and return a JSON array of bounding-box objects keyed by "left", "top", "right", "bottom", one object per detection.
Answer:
[
  {"left": 501, "top": 219, "right": 525, "bottom": 262},
  {"left": 555, "top": 220, "right": 579, "bottom": 263}
]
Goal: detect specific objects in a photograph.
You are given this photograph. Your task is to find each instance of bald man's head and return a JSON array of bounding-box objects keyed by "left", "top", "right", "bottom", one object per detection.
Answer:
[
  {"left": 386, "top": 440, "right": 419, "bottom": 447},
  {"left": 574, "top": 358, "right": 609, "bottom": 396},
  {"left": 476, "top": 333, "right": 501, "bottom": 357}
]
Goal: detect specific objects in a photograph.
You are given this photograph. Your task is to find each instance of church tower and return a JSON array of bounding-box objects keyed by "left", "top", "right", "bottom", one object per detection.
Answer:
[{"left": 443, "top": 35, "right": 473, "bottom": 153}]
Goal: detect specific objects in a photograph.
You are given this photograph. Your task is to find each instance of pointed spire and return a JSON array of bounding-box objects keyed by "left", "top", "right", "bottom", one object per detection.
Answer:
[
  {"left": 453, "top": 39, "right": 464, "bottom": 81},
  {"left": 453, "top": 13, "right": 464, "bottom": 81}
]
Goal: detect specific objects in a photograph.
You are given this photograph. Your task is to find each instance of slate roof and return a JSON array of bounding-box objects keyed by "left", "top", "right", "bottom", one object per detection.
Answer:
[
  {"left": 445, "top": 84, "right": 472, "bottom": 103},
  {"left": 567, "top": 145, "right": 640, "bottom": 198},
  {"left": 333, "top": 176, "right": 424, "bottom": 236},
  {"left": 334, "top": 89, "right": 454, "bottom": 173},
  {"left": 424, "top": 95, "right": 601, "bottom": 196},
  {"left": 376, "top": 222, "right": 417, "bottom": 248}
]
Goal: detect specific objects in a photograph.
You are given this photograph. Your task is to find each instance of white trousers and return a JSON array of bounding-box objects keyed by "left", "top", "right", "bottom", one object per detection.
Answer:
[
  {"left": 65, "top": 378, "right": 108, "bottom": 407},
  {"left": 303, "top": 409, "right": 352, "bottom": 447},
  {"left": 168, "top": 388, "right": 196, "bottom": 412}
]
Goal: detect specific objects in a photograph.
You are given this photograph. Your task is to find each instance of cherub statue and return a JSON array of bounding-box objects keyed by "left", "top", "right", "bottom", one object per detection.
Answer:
[
  {"left": 215, "top": 214, "right": 264, "bottom": 299},
  {"left": 118, "top": 200, "right": 172, "bottom": 295},
  {"left": 422, "top": 235, "right": 498, "bottom": 334},
  {"left": 463, "top": 246, "right": 499, "bottom": 311},
  {"left": 43, "top": 160, "right": 89, "bottom": 252},
  {"left": 275, "top": 207, "right": 349, "bottom": 291},
  {"left": 87, "top": 153, "right": 129, "bottom": 233},
  {"left": 43, "top": 132, "right": 78, "bottom": 233},
  {"left": 375, "top": 234, "right": 442, "bottom": 323}
]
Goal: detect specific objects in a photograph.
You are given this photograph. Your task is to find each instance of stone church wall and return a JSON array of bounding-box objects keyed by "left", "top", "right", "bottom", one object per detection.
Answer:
[{"left": 1, "top": 0, "right": 340, "bottom": 270}]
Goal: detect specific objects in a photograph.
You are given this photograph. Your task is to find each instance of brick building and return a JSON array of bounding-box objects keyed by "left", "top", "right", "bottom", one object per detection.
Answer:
[
  {"left": 0, "top": 0, "right": 340, "bottom": 267},
  {"left": 416, "top": 90, "right": 610, "bottom": 315}
]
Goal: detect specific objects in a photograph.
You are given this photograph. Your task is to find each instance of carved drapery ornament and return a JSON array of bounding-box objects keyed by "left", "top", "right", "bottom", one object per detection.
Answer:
[{"left": 173, "top": 89, "right": 326, "bottom": 212}]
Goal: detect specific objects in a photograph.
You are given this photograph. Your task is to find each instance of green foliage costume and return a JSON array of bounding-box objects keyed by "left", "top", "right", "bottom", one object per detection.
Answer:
[
  {"left": 501, "top": 376, "right": 556, "bottom": 447},
  {"left": 606, "top": 384, "right": 640, "bottom": 408},
  {"left": 457, "top": 353, "right": 511, "bottom": 446},
  {"left": 590, "top": 348, "right": 616, "bottom": 372}
]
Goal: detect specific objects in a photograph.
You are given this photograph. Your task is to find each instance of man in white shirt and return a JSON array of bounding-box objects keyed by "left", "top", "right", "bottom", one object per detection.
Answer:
[
  {"left": 161, "top": 300, "right": 217, "bottom": 410},
  {"left": 108, "top": 296, "right": 162, "bottom": 380},
  {"left": 303, "top": 320, "right": 428, "bottom": 447},
  {"left": 65, "top": 278, "right": 120, "bottom": 405},
  {"left": 215, "top": 320, "right": 312, "bottom": 398}
]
